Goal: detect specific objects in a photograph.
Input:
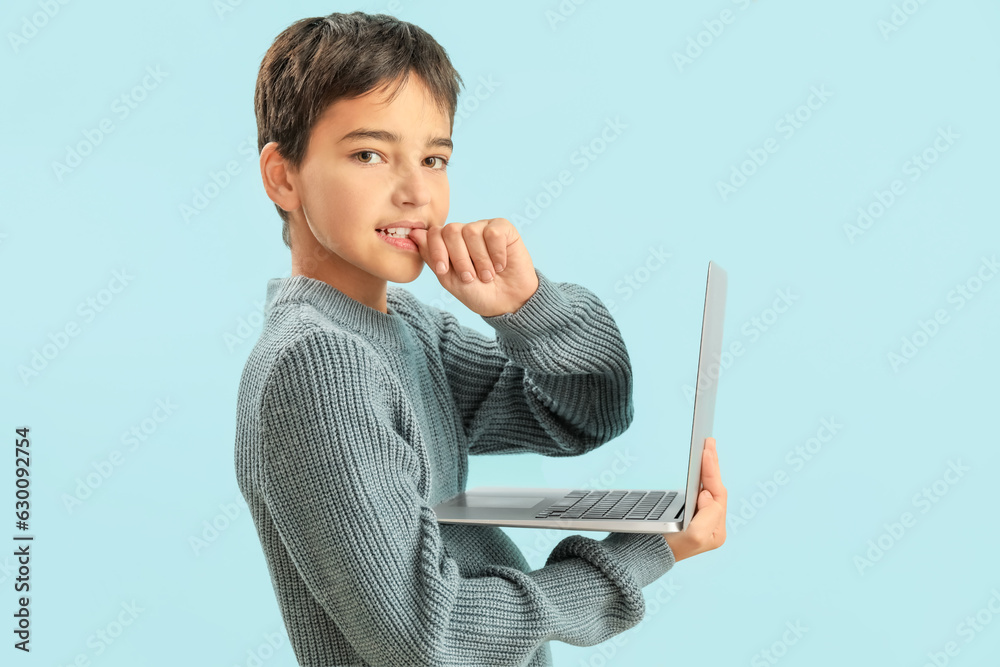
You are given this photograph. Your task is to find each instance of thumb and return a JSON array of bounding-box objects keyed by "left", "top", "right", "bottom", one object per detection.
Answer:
[{"left": 697, "top": 488, "right": 714, "bottom": 509}]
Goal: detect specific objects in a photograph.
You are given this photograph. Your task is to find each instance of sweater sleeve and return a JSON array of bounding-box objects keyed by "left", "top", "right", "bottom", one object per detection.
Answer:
[
  {"left": 258, "top": 332, "right": 676, "bottom": 667},
  {"left": 427, "top": 268, "right": 635, "bottom": 457}
]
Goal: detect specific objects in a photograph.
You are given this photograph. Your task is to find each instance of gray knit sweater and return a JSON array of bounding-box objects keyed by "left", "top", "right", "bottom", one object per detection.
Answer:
[{"left": 233, "top": 267, "right": 676, "bottom": 667}]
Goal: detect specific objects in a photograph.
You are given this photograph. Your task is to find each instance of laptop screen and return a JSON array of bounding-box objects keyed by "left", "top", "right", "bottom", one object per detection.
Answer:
[{"left": 681, "top": 261, "right": 728, "bottom": 531}]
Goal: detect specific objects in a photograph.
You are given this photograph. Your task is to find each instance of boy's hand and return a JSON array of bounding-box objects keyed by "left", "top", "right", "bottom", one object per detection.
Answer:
[
  {"left": 408, "top": 218, "right": 539, "bottom": 317},
  {"left": 663, "top": 437, "right": 727, "bottom": 562}
]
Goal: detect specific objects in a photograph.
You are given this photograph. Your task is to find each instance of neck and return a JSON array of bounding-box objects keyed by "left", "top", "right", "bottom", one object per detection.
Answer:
[{"left": 288, "top": 218, "right": 389, "bottom": 314}]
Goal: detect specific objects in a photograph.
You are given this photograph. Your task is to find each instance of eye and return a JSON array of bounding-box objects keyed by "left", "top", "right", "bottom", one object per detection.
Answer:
[
  {"left": 352, "top": 150, "right": 384, "bottom": 165},
  {"left": 425, "top": 156, "right": 449, "bottom": 170}
]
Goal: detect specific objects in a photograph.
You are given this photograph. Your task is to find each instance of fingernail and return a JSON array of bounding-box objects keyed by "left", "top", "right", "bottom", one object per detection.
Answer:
[
  {"left": 436, "top": 262, "right": 447, "bottom": 275},
  {"left": 480, "top": 269, "right": 493, "bottom": 282},
  {"left": 495, "top": 263, "right": 503, "bottom": 273},
  {"left": 461, "top": 271, "right": 473, "bottom": 283}
]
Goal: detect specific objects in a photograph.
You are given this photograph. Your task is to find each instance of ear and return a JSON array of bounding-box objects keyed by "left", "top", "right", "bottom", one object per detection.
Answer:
[{"left": 260, "top": 142, "right": 301, "bottom": 213}]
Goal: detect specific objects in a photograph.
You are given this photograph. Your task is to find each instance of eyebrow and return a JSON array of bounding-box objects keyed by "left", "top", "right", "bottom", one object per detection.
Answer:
[{"left": 338, "top": 128, "right": 453, "bottom": 150}]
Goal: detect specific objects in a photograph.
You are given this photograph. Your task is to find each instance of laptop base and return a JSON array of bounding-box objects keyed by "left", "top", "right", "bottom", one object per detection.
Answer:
[{"left": 434, "top": 487, "right": 684, "bottom": 534}]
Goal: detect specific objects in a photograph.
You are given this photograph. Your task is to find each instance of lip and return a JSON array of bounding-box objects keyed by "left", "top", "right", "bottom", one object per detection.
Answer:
[
  {"left": 376, "top": 220, "right": 427, "bottom": 231},
  {"left": 376, "top": 229, "right": 418, "bottom": 251}
]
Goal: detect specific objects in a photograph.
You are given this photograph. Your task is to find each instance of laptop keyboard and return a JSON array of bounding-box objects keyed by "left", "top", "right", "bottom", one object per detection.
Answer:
[{"left": 534, "top": 490, "right": 678, "bottom": 521}]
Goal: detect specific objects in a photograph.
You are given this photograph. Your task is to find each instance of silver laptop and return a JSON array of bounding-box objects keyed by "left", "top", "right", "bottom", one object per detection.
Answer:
[{"left": 433, "top": 261, "right": 727, "bottom": 534}]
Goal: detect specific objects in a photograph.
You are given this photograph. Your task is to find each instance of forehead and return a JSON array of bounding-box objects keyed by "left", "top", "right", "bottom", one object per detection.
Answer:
[{"left": 314, "top": 76, "right": 450, "bottom": 141}]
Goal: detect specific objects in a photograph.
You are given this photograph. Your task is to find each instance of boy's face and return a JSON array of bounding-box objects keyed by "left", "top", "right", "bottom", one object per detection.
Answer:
[{"left": 279, "top": 74, "right": 452, "bottom": 308}]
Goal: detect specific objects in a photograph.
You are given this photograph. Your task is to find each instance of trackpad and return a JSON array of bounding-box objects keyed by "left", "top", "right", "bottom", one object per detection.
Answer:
[{"left": 464, "top": 496, "right": 543, "bottom": 509}]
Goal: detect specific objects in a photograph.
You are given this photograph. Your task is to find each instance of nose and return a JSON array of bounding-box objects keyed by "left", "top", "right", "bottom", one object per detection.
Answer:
[{"left": 392, "top": 162, "right": 432, "bottom": 208}]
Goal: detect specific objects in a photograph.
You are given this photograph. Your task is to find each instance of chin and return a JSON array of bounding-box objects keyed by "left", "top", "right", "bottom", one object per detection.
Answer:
[{"left": 385, "top": 265, "right": 423, "bottom": 284}]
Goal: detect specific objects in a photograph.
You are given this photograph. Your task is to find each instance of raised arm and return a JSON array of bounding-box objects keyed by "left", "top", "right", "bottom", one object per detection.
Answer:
[
  {"left": 420, "top": 268, "right": 635, "bottom": 457},
  {"left": 257, "top": 332, "right": 673, "bottom": 667}
]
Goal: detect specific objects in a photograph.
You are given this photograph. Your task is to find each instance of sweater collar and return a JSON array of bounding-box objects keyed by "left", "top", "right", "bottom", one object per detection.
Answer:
[{"left": 264, "top": 275, "right": 411, "bottom": 350}]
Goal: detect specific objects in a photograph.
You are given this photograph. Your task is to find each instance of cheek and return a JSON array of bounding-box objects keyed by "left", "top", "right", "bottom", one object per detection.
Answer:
[
  {"left": 434, "top": 180, "right": 450, "bottom": 220},
  {"left": 303, "top": 166, "right": 346, "bottom": 208},
  {"left": 302, "top": 168, "right": 370, "bottom": 229}
]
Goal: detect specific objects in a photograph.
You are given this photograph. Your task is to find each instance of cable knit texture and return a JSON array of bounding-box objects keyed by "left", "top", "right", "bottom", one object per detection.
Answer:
[{"left": 233, "top": 268, "right": 676, "bottom": 667}]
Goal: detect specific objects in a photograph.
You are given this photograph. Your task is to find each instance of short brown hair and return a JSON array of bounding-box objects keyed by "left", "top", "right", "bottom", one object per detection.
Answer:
[{"left": 254, "top": 12, "right": 465, "bottom": 249}]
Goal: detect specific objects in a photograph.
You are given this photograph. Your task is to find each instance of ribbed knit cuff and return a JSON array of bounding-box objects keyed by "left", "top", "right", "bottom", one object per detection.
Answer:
[
  {"left": 481, "top": 269, "right": 572, "bottom": 349},
  {"left": 599, "top": 532, "right": 676, "bottom": 589},
  {"left": 545, "top": 531, "right": 676, "bottom": 593}
]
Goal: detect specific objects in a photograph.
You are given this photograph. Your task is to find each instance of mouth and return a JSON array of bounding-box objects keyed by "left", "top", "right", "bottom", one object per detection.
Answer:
[
  {"left": 376, "top": 219, "right": 428, "bottom": 236},
  {"left": 375, "top": 226, "right": 419, "bottom": 251},
  {"left": 375, "top": 227, "right": 413, "bottom": 239}
]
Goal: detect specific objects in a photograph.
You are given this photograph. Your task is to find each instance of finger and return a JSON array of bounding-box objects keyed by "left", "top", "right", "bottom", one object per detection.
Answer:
[
  {"left": 701, "top": 437, "right": 726, "bottom": 506},
  {"left": 442, "top": 223, "right": 476, "bottom": 283},
  {"left": 429, "top": 226, "right": 454, "bottom": 276},
  {"left": 484, "top": 218, "right": 508, "bottom": 273},
  {"left": 689, "top": 490, "right": 724, "bottom": 532},
  {"left": 407, "top": 229, "right": 433, "bottom": 270},
  {"left": 461, "top": 221, "right": 495, "bottom": 282},
  {"left": 413, "top": 227, "right": 451, "bottom": 276}
]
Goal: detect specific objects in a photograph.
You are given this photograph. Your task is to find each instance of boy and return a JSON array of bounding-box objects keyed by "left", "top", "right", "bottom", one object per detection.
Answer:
[{"left": 234, "top": 11, "right": 727, "bottom": 667}]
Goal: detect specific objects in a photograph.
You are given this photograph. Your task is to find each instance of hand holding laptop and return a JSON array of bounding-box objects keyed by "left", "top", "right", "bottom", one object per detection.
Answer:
[{"left": 663, "top": 437, "right": 727, "bottom": 561}]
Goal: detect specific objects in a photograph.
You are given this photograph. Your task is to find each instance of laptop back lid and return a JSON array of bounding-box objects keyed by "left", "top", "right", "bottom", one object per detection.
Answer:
[{"left": 680, "top": 261, "right": 728, "bottom": 531}]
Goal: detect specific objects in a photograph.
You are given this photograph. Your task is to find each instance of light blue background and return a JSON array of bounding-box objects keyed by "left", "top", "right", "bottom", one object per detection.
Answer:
[{"left": 3, "top": 0, "right": 998, "bottom": 665}]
